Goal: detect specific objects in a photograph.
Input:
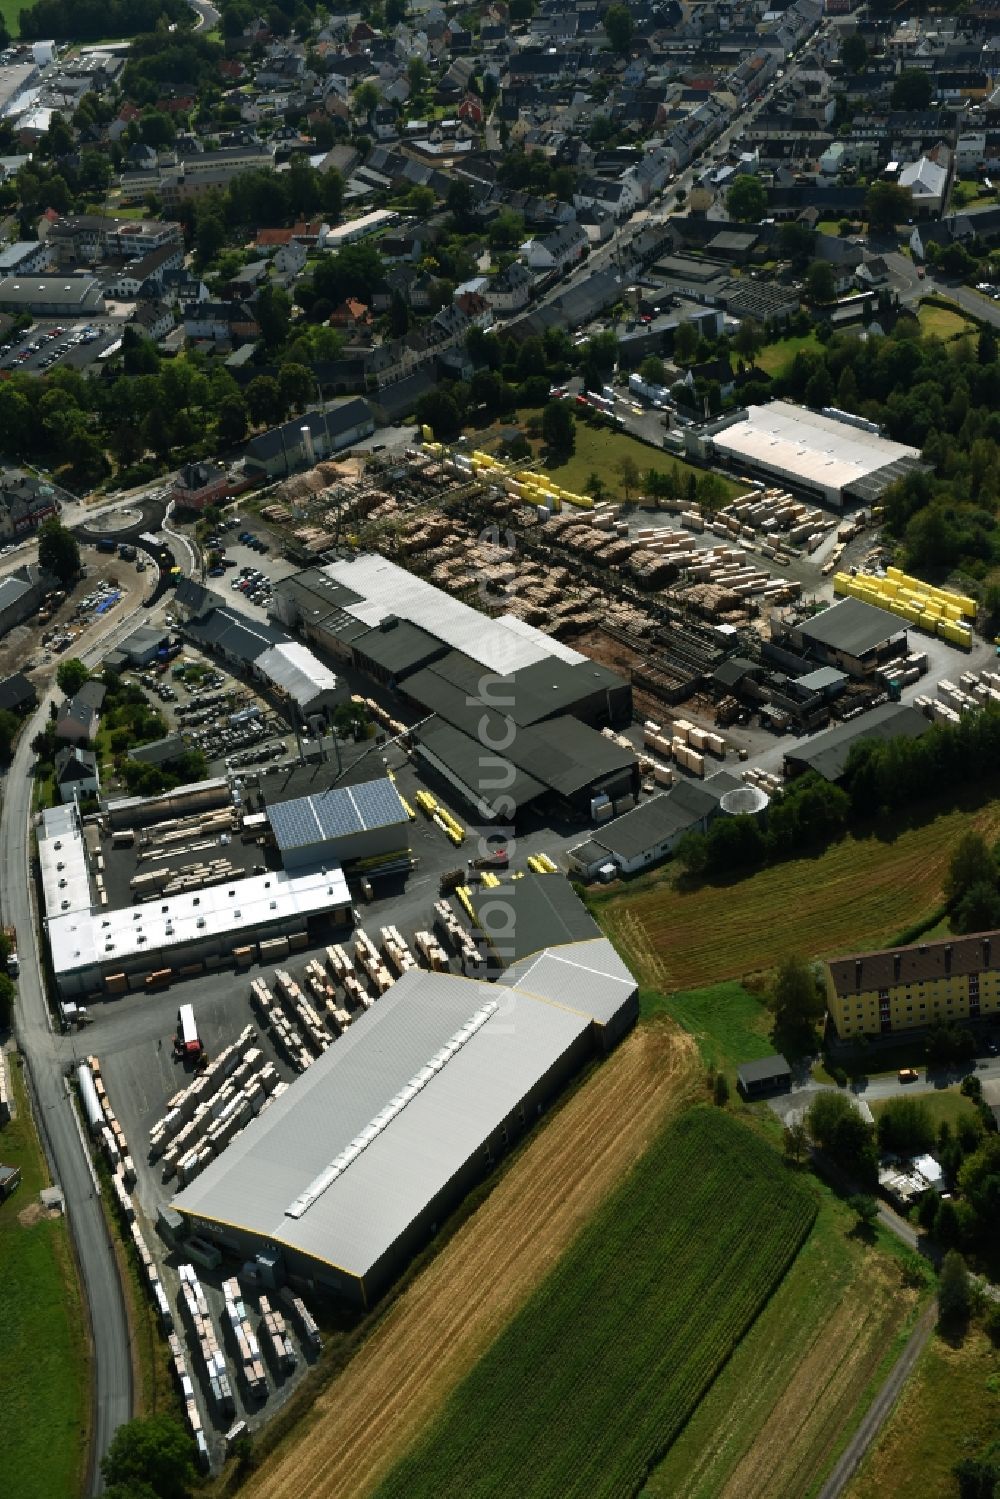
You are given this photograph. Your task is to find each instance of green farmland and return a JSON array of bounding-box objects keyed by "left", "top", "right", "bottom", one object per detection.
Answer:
[{"left": 374, "top": 1108, "right": 816, "bottom": 1499}]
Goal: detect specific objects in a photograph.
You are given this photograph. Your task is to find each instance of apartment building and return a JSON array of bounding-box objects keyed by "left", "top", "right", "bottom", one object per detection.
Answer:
[{"left": 827, "top": 931, "right": 1000, "bottom": 1037}]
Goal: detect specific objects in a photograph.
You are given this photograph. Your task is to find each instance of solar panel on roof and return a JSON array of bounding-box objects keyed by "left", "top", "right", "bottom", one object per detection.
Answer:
[{"left": 269, "top": 779, "right": 407, "bottom": 850}]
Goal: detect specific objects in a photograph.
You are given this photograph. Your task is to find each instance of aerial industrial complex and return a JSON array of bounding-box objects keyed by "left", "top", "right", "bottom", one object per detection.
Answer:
[{"left": 174, "top": 896, "right": 637, "bottom": 1303}]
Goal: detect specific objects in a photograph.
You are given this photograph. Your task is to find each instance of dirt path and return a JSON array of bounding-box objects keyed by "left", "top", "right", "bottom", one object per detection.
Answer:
[
  {"left": 815, "top": 1299, "right": 937, "bottom": 1499},
  {"left": 245, "top": 1020, "right": 700, "bottom": 1499},
  {"left": 717, "top": 1258, "right": 921, "bottom": 1499}
]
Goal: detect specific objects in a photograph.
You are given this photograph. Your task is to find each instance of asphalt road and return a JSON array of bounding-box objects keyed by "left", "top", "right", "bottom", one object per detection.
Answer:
[
  {"left": 2, "top": 583, "right": 193, "bottom": 1492},
  {"left": 3, "top": 685, "right": 133, "bottom": 1495}
]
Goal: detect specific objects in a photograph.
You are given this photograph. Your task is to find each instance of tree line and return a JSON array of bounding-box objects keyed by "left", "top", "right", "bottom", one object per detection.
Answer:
[
  {"left": 19, "top": 0, "right": 191, "bottom": 40},
  {"left": 774, "top": 318, "right": 1000, "bottom": 580}
]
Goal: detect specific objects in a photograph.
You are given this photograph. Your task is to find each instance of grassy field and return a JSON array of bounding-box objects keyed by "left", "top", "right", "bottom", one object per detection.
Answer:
[
  {"left": 917, "top": 302, "right": 977, "bottom": 341},
  {"left": 755, "top": 332, "right": 823, "bottom": 376},
  {"left": 0, "top": 1061, "right": 89, "bottom": 1499},
  {"left": 643, "top": 1192, "right": 928, "bottom": 1499},
  {"left": 870, "top": 1087, "right": 982, "bottom": 1135},
  {"left": 592, "top": 798, "right": 1000, "bottom": 995},
  {"left": 373, "top": 1108, "right": 816, "bottom": 1499},
  {"left": 538, "top": 420, "right": 743, "bottom": 503},
  {"left": 640, "top": 980, "right": 774, "bottom": 1078},
  {"left": 0, "top": 0, "right": 20, "bottom": 35},
  {"left": 844, "top": 1321, "right": 1000, "bottom": 1499}
]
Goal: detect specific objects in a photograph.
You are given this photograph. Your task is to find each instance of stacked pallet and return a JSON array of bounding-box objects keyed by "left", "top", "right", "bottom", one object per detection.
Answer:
[
  {"left": 278, "top": 1287, "right": 322, "bottom": 1354},
  {"left": 355, "top": 930, "right": 393, "bottom": 994},
  {"left": 380, "top": 925, "right": 417, "bottom": 976},
  {"left": 148, "top": 1026, "right": 258, "bottom": 1156},
  {"left": 259, "top": 1294, "right": 297, "bottom": 1373},
  {"left": 178, "top": 1263, "right": 234, "bottom": 1417},
  {"left": 249, "top": 975, "right": 312, "bottom": 1073},
  {"left": 168, "top": 1333, "right": 208, "bottom": 1467},
  {"left": 432, "top": 900, "right": 484, "bottom": 976},
  {"left": 222, "top": 1277, "right": 267, "bottom": 1402},
  {"left": 414, "top": 930, "right": 449, "bottom": 971},
  {"left": 275, "top": 967, "right": 333, "bottom": 1054},
  {"left": 162, "top": 1047, "right": 279, "bottom": 1186}
]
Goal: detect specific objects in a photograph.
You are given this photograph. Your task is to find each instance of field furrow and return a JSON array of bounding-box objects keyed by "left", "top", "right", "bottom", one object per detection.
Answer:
[
  {"left": 372, "top": 1109, "right": 816, "bottom": 1499},
  {"left": 245, "top": 1019, "right": 700, "bottom": 1499},
  {"left": 596, "top": 802, "right": 1000, "bottom": 992}
]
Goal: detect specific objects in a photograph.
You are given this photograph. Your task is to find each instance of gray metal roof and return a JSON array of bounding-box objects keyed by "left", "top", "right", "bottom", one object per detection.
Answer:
[
  {"left": 415, "top": 717, "right": 546, "bottom": 812},
  {"left": 470, "top": 873, "right": 600, "bottom": 963},
  {"left": 0, "top": 574, "right": 30, "bottom": 611},
  {"left": 498, "top": 938, "right": 636, "bottom": 1027},
  {"left": 269, "top": 777, "right": 408, "bottom": 852},
  {"left": 173, "top": 955, "right": 635, "bottom": 1279},
  {"left": 737, "top": 1054, "right": 791, "bottom": 1086},
  {"left": 796, "top": 596, "right": 905, "bottom": 657},
  {"left": 785, "top": 702, "right": 928, "bottom": 782}
]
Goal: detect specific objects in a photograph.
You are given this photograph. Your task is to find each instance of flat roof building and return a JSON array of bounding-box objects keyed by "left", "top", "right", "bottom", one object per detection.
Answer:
[
  {"left": 697, "top": 401, "right": 923, "bottom": 509},
  {"left": 48, "top": 863, "right": 352, "bottom": 999},
  {"left": 173, "top": 932, "right": 638, "bottom": 1303}
]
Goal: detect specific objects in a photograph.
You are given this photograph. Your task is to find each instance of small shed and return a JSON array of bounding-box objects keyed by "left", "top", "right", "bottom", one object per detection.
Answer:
[
  {"left": 0, "top": 1163, "right": 21, "bottom": 1199},
  {"left": 736, "top": 1053, "right": 792, "bottom": 1099}
]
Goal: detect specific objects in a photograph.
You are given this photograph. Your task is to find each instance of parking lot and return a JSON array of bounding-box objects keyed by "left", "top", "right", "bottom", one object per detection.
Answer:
[
  {"left": 0, "top": 318, "right": 120, "bottom": 375},
  {"left": 124, "top": 647, "right": 297, "bottom": 777},
  {"left": 200, "top": 514, "right": 299, "bottom": 622}
]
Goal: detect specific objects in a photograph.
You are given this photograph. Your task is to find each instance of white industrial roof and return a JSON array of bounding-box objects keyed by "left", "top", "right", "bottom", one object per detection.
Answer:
[
  {"left": 173, "top": 945, "right": 635, "bottom": 1280},
  {"left": 323, "top": 554, "right": 585, "bottom": 675},
  {"left": 256, "top": 641, "right": 339, "bottom": 707},
  {"left": 38, "top": 804, "right": 93, "bottom": 918},
  {"left": 710, "top": 401, "right": 919, "bottom": 495},
  {"left": 47, "top": 864, "right": 351, "bottom": 979}
]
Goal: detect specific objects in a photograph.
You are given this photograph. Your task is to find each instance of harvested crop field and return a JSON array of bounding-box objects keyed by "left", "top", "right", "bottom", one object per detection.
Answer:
[
  {"left": 244, "top": 1019, "right": 701, "bottom": 1499},
  {"left": 646, "top": 1196, "right": 926, "bottom": 1499},
  {"left": 373, "top": 1109, "right": 816, "bottom": 1499},
  {"left": 594, "top": 800, "right": 1000, "bottom": 992}
]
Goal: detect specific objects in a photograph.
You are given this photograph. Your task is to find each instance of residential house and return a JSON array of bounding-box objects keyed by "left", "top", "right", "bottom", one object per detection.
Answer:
[
  {"left": 855, "top": 255, "right": 890, "bottom": 289},
  {"left": 131, "top": 300, "right": 174, "bottom": 341},
  {"left": 54, "top": 746, "right": 100, "bottom": 804},
  {"left": 275, "top": 240, "right": 307, "bottom": 277},
  {"left": 520, "top": 221, "right": 589, "bottom": 272},
  {"left": 329, "top": 297, "right": 373, "bottom": 332},
  {"left": 0, "top": 471, "right": 59, "bottom": 538},
  {"left": 56, "top": 680, "right": 106, "bottom": 746},
  {"left": 0, "top": 671, "right": 36, "bottom": 715},
  {"left": 481, "top": 260, "right": 534, "bottom": 312},
  {"left": 173, "top": 461, "right": 239, "bottom": 508}
]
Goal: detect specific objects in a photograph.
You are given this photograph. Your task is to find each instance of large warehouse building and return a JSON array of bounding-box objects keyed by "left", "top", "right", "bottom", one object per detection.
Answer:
[
  {"left": 271, "top": 555, "right": 637, "bottom": 822},
  {"left": 39, "top": 787, "right": 353, "bottom": 1000},
  {"left": 693, "top": 401, "right": 923, "bottom": 509},
  {"left": 172, "top": 916, "right": 638, "bottom": 1303}
]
